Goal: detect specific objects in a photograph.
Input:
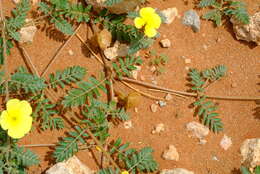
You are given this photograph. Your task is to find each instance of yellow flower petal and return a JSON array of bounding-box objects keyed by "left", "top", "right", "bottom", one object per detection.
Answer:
[
  {"left": 20, "top": 100, "right": 32, "bottom": 116},
  {"left": 8, "top": 128, "right": 25, "bottom": 139},
  {"left": 144, "top": 26, "right": 157, "bottom": 38},
  {"left": 7, "top": 99, "right": 20, "bottom": 112},
  {"left": 134, "top": 17, "right": 145, "bottom": 29},
  {"left": 0, "top": 111, "right": 9, "bottom": 130},
  {"left": 121, "top": 171, "right": 129, "bottom": 174},
  {"left": 146, "top": 13, "right": 161, "bottom": 29},
  {"left": 140, "top": 7, "right": 155, "bottom": 19}
]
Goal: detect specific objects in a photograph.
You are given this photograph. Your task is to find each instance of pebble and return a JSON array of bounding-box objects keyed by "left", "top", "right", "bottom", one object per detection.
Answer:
[
  {"left": 161, "top": 7, "right": 178, "bottom": 24},
  {"left": 186, "top": 121, "right": 209, "bottom": 139},
  {"left": 123, "top": 120, "right": 133, "bottom": 129},
  {"left": 152, "top": 80, "right": 158, "bottom": 85},
  {"left": 220, "top": 135, "right": 232, "bottom": 150},
  {"left": 158, "top": 100, "right": 167, "bottom": 107},
  {"left": 134, "top": 107, "right": 138, "bottom": 113},
  {"left": 151, "top": 104, "right": 158, "bottom": 113},
  {"left": 199, "top": 139, "right": 207, "bottom": 145},
  {"left": 152, "top": 123, "right": 165, "bottom": 134},
  {"left": 160, "top": 39, "right": 171, "bottom": 48},
  {"left": 165, "top": 93, "right": 173, "bottom": 101},
  {"left": 185, "top": 58, "right": 191, "bottom": 64},
  {"left": 150, "top": 66, "right": 156, "bottom": 72},
  {"left": 160, "top": 168, "right": 194, "bottom": 174},
  {"left": 182, "top": 10, "right": 200, "bottom": 32},
  {"left": 162, "top": 145, "right": 180, "bottom": 161},
  {"left": 185, "top": 66, "right": 190, "bottom": 71},
  {"left": 203, "top": 44, "right": 208, "bottom": 50},
  {"left": 19, "top": 21, "right": 37, "bottom": 43},
  {"left": 212, "top": 156, "right": 219, "bottom": 161},
  {"left": 216, "top": 38, "right": 221, "bottom": 42},
  {"left": 68, "top": 50, "right": 74, "bottom": 56}
]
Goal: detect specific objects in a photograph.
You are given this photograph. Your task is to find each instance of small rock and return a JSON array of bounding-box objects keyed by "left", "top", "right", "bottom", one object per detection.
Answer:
[
  {"left": 151, "top": 80, "right": 158, "bottom": 85},
  {"left": 134, "top": 107, "right": 138, "bottom": 113},
  {"left": 68, "top": 50, "right": 74, "bottom": 56},
  {"left": 12, "top": 0, "right": 20, "bottom": 3},
  {"left": 150, "top": 66, "right": 156, "bottom": 72},
  {"left": 46, "top": 156, "right": 94, "bottom": 174},
  {"left": 158, "top": 100, "right": 167, "bottom": 107},
  {"left": 220, "top": 135, "right": 232, "bottom": 150},
  {"left": 212, "top": 156, "right": 219, "bottom": 161},
  {"left": 240, "top": 138, "right": 260, "bottom": 169},
  {"left": 202, "top": 33, "right": 206, "bottom": 37},
  {"left": 186, "top": 121, "right": 209, "bottom": 139},
  {"left": 162, "top": 145, "right": 180, "bottom": 161},
  {"left": 161, "top": 7, "right": 178, "bottom": 24},
  {"left": 104, "top": 41, "right": 128, "bottom": 60},
  {"left": 152, "top": 123, "right": 165, "bottom": 134},
  {"left": 151, "top": 104, "right": 158, "bottom": 113},
  {"left": 182, "top": 10, "right": 200, "bottom": 32},
  {"left": 160, "top": 168, "right": 194, "bottom": 174},
  {"left": 216, "top": 38, "right": 221, "bottom": 42},
  {"left": 231, "top": 12, "right": 260, "bottom": 45},
  {"left": 123, "top": 120, "right": 133, "bottom": 129},
  {"left": 199, "top": 139, "right": 207, "bottom": 145},
  {"left": 185, "top": 59, "right": 191, "bottom": 64},
  {"left": 97, "top": 29, "right": 112, "bottom": 50},
  {"left": 231, "top": 82, "right": 238, "bottom": 88},
  {"left": 203, "top": 44, "right": 208, "bottom": 50},
  {"left": 165, "top": 94, "right": 173, "bottom": 101},
  {"left": 104, "top": 47, "right": 117, "bottom": 60},
  {"left": 185, "top": 66, "right": 190, "bottom": 71},
  {"left": 19, "top": 22, "right": 37, "bottom": 43},
  {"left": 160, "top": 39, "right": 171, "bottom": 48}
]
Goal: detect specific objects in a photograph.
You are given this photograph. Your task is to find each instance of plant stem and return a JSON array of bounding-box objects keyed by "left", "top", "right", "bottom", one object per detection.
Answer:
[
  {"left": 121, "top": 77, "right": 260, "bottom": 101},
  {"left": 40, "top": 24, "right": 82, "bottom": 77},
  {"left": 0, "top": 1, "right": 9, "bottom": 102}
]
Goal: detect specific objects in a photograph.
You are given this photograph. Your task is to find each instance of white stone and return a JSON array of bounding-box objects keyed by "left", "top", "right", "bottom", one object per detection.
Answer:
[
  {"left": 150, "top": 104, "right": 158, "bottom": 113},
  {"left": 19, "top": 24, "right": 37, "bottom": 43},
  {"left": 231, "top": 12, "right": 260, "bottom": 45},
  {"left": 68, "top": 50, "right": 74, "bottom": 56},
  {"left": 186, "top": 121, "right": 209, "bottom": 139},
  {"left": 160, "top": 168, "right": 194, "bottom": 174},
  {"left": 185, "top": 59, "right": 191, "bottom": 64},
  {"left": 162, "top": 145, "right": 179, "bottom": 161},
  {"left": 104, "top": 47, "right": 117, "bottom": 60},
  {"left": 46, "top": 156, "right": 94, "bottom": 174},
  {"left": 161, "top": 8, "right": 178, "bottom": 24},
  {"left": 123, "top": 120, "right": 133, "bottom": 129},
  {"left": 240, "top": 138, "right": 260, "bottom": 169},
  {"left": 152, "top": 123, "right": 165, "bottom": 134},
  {"left": 160, "top": 39, "right": 171, "bottom": 48},
  {"left": 220, "top": 135, "right": 232, "bottom": 150},
  {"left": 104, "top": 41, "right": 128, "bottom": 60}
]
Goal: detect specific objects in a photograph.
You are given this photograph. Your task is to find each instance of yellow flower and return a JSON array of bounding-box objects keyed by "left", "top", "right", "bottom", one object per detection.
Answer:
[
  {"left": 95, "top": 146, "right": 102, "bottom": 152},
  {"left": 144, "top": 26, "right": 157, "bottom": 38},
  {"left": 121, "top": 171, "right": 129, "bottom": 174},
  {"left": 134, "top": 7, "right": 161, "bottom": 38},
  {"left": 0, "top": 99, "right": 32, "bottom": 139}
]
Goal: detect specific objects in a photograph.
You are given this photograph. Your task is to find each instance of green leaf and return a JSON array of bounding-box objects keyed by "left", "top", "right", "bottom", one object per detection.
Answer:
[
  {"left": 198, "top": 0, "right": 216, "bottom": 7},
  {"left": 62, "top": 77, "right": 107, "bottom": 107},
  {"left": 255, "top": 166, "right": 260, "bottom": 174},
  {"left": 53, "top": 126, "right": 88, "bottom": 162},
  {"left": 240, "top": 166, "right": 250, "bottom": 174},
  {"left": 202, "top": 9, "right": 222, "bottom": 26},
  {"left": 104, "top": 0, "right": 123, "bottom": 6},
  {"left": 48, "top": 66, "right": 87, "bottom": 89},
  {"left": 53, "top": 17, "right": 74, "bottom": 35},
  {"left": 12, "top": 146, "right": 39, "bottom": 167}
]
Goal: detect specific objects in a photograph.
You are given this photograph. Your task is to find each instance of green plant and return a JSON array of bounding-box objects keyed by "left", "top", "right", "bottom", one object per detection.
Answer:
[
  {"left": 38, "top": 0, "right": 92, "bottom": 35},
  {"left": 0, "top": 130, "right": 39, "bottom": 173},
  {"left": 0, "top": 0, "right": 30, "bottom": 64},
  {"left": 188, "top": 65, "right": 227, "bottom": 132},
  {"left": 112, "top": 56, "right": 143, "bottom": 79},
  {"left": 198, "top": 0, "right": 249, "bottom": 26},
  {"left": 149, "top": 51, "right": 169, "bottom": 75},
  {"left": 241, "top": 166, "right": 260, "bottom": 174},
  {"left": 98, "top": 138, "right": 158, "bottom": 174}
]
